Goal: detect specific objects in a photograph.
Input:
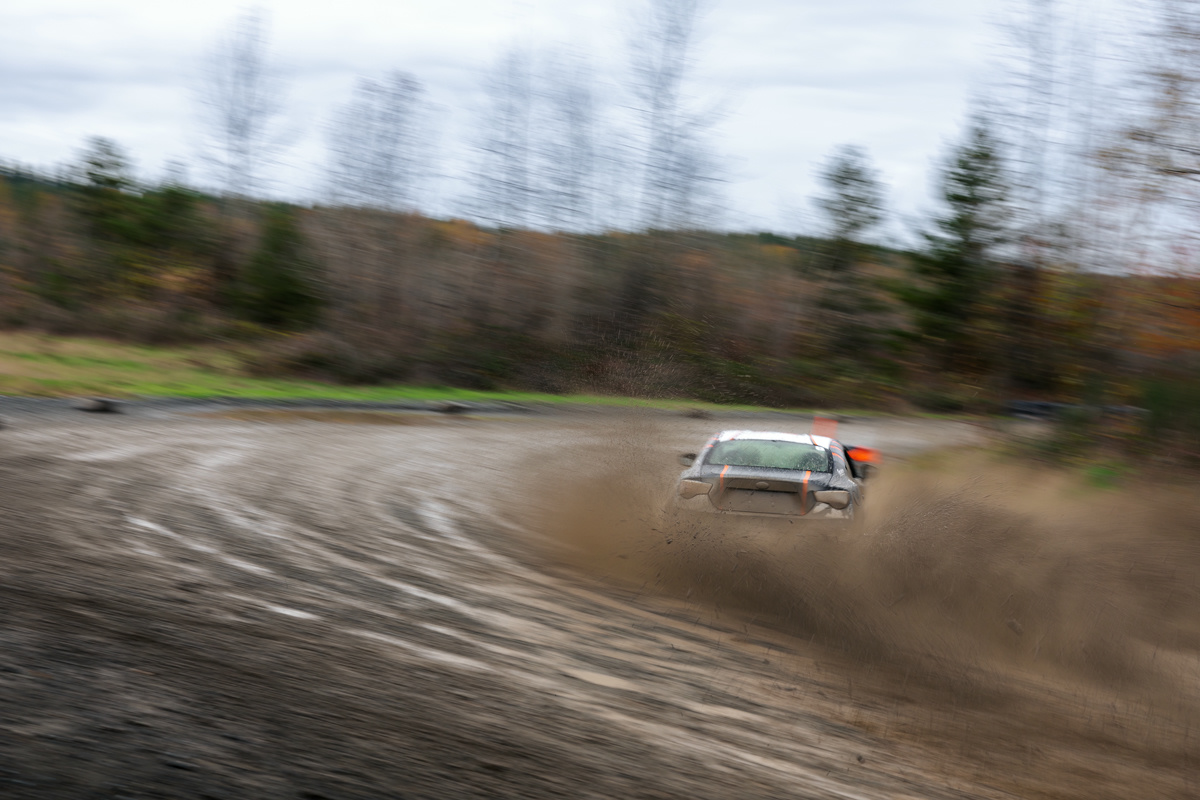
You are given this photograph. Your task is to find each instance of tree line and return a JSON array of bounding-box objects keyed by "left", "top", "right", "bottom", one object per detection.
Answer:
[{"left": 1, "top": 0, "right": 1199, "bottom": 455}]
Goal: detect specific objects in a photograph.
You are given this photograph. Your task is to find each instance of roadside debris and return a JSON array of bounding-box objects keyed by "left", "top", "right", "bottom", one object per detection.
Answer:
[{"left": 76, "top": 397, "right": 122, "bottom": 413}]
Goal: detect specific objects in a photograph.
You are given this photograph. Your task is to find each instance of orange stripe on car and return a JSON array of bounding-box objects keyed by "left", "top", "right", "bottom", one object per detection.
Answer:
[
  {"left": 800, "top": 470, "right": 810, "bottom": 515},
  {"left": 719, "top": 464, "right": 730, "bottom": 492}
]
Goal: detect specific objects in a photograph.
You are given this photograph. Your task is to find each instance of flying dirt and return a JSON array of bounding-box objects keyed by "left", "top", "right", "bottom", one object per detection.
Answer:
[{"left": 0, "top": 403, "right": 1196, "bottom": 799}]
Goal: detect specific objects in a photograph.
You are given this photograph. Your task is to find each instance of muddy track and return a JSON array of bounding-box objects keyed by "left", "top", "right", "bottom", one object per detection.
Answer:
[{"left": 0, "top": 408, "right": 1195, "bottom": 799}]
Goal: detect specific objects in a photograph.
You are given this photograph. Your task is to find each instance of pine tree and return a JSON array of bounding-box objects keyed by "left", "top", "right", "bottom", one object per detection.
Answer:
[
  {"left": 813, "top": 144, "right": 884, "bottom": 275},
  {"left": 902, "top": 117, "right": 1008, "bottom": 373},
  {"left": 808, "top": 144, "right": 887, "bottom": 353},
  {"left": 77, "top": 137, "right": 139, "bottom": 243},
  {"left": 238, "top": 205, "right": 321, "bottom": 328}
]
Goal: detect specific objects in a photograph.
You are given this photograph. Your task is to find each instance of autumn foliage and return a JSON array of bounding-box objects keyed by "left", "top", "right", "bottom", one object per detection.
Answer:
[{"left": 1, "top": 161, "right": 1197, "bottom": 424}]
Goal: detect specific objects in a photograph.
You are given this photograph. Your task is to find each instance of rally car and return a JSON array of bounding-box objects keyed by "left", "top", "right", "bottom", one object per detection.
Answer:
[{"left": 671, "top": 430, "right": 879, "bottom": 521}]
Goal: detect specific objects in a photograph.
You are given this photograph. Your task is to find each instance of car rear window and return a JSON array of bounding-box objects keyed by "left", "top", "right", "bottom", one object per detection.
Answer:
[{"left": 707, "top": 440, "right": 831, "bottom": 472}]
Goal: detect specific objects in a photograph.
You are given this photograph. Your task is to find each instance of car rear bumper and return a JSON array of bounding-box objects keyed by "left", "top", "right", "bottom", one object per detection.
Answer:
[{"left": 671, "top": 494, "right": 853, "bottom": 520}]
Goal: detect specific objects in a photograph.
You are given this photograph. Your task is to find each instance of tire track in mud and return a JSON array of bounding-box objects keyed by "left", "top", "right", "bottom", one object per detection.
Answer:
[{"left": 1, "top": 411, "right": 1196, "bottom": 799}]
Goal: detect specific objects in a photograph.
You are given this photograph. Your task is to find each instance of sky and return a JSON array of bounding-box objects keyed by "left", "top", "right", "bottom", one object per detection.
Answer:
[{"left": 0, "top": 0, "right": 1002, "bottom": 237}]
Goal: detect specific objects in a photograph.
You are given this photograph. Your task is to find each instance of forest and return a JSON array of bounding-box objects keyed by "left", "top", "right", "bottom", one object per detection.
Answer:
[{"left": 2, "top": 0, "right": 1200, "bottom": 459}]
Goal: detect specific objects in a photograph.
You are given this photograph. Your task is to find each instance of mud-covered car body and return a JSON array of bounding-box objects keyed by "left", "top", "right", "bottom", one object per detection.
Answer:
[{"left": 672, "top": 431, "right": 875, "bottom": 520}]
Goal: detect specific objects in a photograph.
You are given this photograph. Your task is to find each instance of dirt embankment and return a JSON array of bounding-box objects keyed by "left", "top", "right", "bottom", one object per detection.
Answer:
[{"left": 1, "top": 407, "right": 1197, "bottom": 799}]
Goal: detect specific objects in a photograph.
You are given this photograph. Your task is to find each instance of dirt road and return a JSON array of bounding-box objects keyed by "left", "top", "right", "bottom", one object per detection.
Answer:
[{"left": 0, "top": 406, "right": 1196, "bottom": 798}]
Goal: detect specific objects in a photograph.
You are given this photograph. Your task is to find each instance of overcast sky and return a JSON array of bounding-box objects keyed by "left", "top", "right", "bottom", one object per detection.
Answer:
[{"left": 1, "top": 0, "right": 1003, "bottom": 236}]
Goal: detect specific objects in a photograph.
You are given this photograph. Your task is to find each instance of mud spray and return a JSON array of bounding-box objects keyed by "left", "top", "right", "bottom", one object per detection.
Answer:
[{"left": 533, "top": 418, "right": 1200, "bottom": 700}]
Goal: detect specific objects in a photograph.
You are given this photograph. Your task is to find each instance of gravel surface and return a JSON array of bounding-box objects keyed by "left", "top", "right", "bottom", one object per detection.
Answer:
[{"left": 0, "top": 406, "right": 1195, "bottom": 799}]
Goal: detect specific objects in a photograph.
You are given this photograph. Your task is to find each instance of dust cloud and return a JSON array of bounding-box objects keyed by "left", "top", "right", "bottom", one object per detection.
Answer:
[{"left": 533, "top": 421, "right": 1200, "bottom": 697}]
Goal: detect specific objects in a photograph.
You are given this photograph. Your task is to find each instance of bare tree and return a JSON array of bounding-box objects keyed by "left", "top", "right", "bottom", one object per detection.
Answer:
[
  {"left": 326, "top": 71, "right": 430, "bottom": 210},
  {"left": 1017, "top": 0, "right": 1057, "bottom": 234},
  {"left": 995, "top": 0, "right": 1116, "bottom": 265},
  {"left": 320, "top": 73, "right": 431, "bottom": 345},
  {"left": 627, "top": 0, "right": 722, "bottom": 230},
  {"left": 469, "top": 48, "right": 537, "bottom": 229},
  {"left": 992, "top": 0, "right": 1092, "bottom": 390},
  {"left": 1124, "top": 2, "right": 1200, "bottom": 195},
  {"left": 536, "top": 51, "right": 601, "bottom": 231},
  {"left": 194, "top": 9, "right": 290, "bottom": 200}
]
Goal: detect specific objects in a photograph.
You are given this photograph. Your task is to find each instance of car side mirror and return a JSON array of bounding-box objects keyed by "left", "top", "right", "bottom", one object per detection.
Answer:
[{"left": 678, "top": 453, "right": 697, "bottom": 467}]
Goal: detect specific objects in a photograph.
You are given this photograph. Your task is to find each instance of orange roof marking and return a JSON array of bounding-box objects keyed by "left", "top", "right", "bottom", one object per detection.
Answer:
[{"left": 811, "top": 416, "right": 838, "bottom": 438}]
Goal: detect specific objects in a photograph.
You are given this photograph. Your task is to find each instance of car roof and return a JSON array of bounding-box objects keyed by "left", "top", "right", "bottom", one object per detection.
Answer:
[{"left": 714, "top": 430, "right": 834, "bottom": 449}]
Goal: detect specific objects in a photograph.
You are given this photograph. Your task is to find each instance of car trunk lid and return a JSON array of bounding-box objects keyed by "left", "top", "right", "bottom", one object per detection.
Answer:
[{"left": 713, "top": 471, "right": 814, "bottom": 515}]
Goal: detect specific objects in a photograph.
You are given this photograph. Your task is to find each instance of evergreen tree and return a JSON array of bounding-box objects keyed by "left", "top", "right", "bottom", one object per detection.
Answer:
[
  {"left": 813, "top": 144, "right": 884, "bottom": 275},
  {"left": 76, "top": 137, "right": 139, "bottom": 243},
  {"left": 902, "top": 117, "right": 1008, "bottom": 373},
  {"left": 808, "top": 144, "right": 888, "bottom": 353},
  {"left": 138, "top": 180, "right": 206, "bottom": 251},
  {"left": 238, "top": 205, "right": 321, "bottom": 328}
]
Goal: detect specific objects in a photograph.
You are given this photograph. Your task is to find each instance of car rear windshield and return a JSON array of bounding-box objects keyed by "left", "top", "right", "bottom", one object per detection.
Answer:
[{"left": 706, "top": 440, "right": 831, "bottom": 472}]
